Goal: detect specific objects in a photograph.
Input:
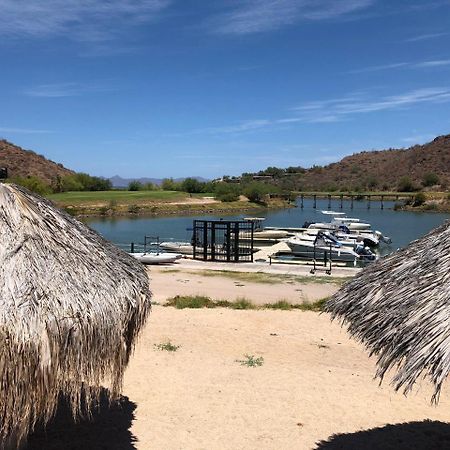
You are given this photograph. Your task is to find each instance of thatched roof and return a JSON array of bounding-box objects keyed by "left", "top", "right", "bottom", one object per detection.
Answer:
[
  {"left": 326, "top": 220, "right": 450, "bottom": 402},
  {"left": 0, "top": 184, "right": 151, "bottom": 446}
]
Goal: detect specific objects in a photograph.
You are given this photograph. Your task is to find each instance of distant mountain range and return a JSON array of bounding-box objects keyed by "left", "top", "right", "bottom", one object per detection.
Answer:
[{"left": 108, "top": 175, "right": 210, "bottom": 188}]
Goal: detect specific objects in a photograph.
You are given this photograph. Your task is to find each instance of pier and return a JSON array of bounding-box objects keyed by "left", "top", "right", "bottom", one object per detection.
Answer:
[{"left": 294, "top": 192, "right": 412, "bottom": 210}]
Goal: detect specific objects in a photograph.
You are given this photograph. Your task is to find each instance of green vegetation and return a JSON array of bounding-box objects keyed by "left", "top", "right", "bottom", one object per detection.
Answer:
[
  {"left": 422, "top": 172, "right": 440, "bottom": 187},
  {"left": 236, "top": 355, "right": 264, "bottom": 367},
  {"left": 165, "top": 295, "right": 328, "bottom": 311},
  {"left": 9, "top": 176, "right": 52, "bottom": 195},
  {"left": 154, "top": 341, "right": 181, "bottom": 352},
  {"left": 397, "top": 176, "right": 418, "bottom": 192},
  {"left": 213, "top": 183, "right": 240, "bottom": 202},
  {"left": 412, "top": 192, "right": 427, "bottom": 207}
]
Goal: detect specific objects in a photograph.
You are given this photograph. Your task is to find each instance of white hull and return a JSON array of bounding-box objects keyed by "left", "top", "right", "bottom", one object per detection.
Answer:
[
  {"left": 160, "top": 241, "right": 193, "bottom": 254},
  {"left": 254, "top": 229, "right": 290, "bottom": 239},
  {"left": 287, "top": 237, "right": 359, "bottom": 262},
  {"left": 129, "top": 252, "right": 182, "bottom": 264}
]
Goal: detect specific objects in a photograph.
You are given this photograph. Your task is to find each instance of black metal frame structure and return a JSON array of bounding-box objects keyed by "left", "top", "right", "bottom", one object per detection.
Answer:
[{"left": 192, "top": 220, "right": 254, "bottom": 262}]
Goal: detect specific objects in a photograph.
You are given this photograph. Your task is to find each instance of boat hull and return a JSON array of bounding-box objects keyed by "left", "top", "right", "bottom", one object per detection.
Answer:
[{"left": 129, "top": 252, "right": 182, "bottom": 264}]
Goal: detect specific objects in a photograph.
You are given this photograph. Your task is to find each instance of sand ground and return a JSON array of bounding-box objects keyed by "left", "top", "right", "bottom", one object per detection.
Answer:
[
  {"left": 149, "top": 265, "right": 339, "bottom": 305},
  {"left": 120, "top": 266, "right": 450, "bottom": 449},
  {"left": 27, "top": 265, "right": 450, "bottom": 449},
  {"left": 124, "top": 306, "right": 450, "bottom": 449}
]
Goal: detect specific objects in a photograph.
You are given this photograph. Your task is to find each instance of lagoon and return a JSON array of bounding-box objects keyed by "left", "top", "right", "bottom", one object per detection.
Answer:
[{"left": 85, "top": 198, "right": 449, "bottom": 256}]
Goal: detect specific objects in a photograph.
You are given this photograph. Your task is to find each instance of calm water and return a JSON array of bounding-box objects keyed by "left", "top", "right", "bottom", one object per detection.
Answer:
[{"left": 85, "top": 198, "right": 449, "bottom": 255}]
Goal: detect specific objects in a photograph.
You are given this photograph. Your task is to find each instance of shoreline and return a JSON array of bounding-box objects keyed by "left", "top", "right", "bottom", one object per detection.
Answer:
[{"left": 63, "top": 199, "right": 293, "bottom": 218}]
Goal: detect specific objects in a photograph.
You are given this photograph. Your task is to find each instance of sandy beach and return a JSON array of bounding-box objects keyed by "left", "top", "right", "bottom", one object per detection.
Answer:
[{"left": 28, "top": 264, "right": 450, "bottom": 449}]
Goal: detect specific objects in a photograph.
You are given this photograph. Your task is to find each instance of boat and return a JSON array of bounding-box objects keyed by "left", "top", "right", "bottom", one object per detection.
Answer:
[
  {"left": 159, "top": 241, "right": 193, "bottom": 254},
  {"left": 286, "top": 231, "right": 377, "bottom": 262},
  {"left": 243, "top": 217, "right": 291, "bottom": 239},
  {"left": 303, "top": 211, "right": 391, "bottom": 246},
  {"left": 128, "top": 252, "right": 182, "bottom": 264}
]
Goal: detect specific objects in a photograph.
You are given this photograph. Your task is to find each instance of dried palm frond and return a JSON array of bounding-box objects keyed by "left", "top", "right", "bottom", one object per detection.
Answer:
[
  {"left": 326, "top": 220, "right": 450, "bottom": 402},
  {"left": 0, "top": 184, "right": 151, "bottom": 447}
]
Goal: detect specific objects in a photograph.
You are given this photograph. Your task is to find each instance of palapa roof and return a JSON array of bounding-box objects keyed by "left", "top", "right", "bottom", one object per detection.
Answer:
[
  {"left": 326, "top": 219, "right": 450, "bottom": 402},
  {"left": 0, "top": 184, "right": 152, "bottom": 446}
]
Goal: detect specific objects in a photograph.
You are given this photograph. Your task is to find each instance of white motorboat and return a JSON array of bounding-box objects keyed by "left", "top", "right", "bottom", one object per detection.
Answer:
[
  {"left": 304, "top": 211, "right": 391, "bottom": 246},
  {"left": 243, "top": 217, "right": 290, "bottom": 239},
  {"left": 128, "top": 252, "right": 182, "bottom": 264},
  {"left": 287, "top": 234, "right": 359, "bottom": 262},
  {"left": 287, "top": 231, "right": 377, "bottom": 262},
  {"left": 159, "top": 241, "right": 193, "bottom": 254}
]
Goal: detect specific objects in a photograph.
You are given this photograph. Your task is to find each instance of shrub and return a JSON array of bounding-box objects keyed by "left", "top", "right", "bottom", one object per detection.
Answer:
[
  {"left": 422, "top": 172, "right": 440, "bottom": 187},
  {"left": 412, "top": 192, "right": 426, "bottom": 206},
  {"left": 10, "top": 176, "right": 51, "bottom": 195},
  {"left": 397, "top": 176, "right": 416, "bottom": 192},
  {"left": 128, "top": 204, "right": 140, "bottom": 214},
  {"left": 214, "top": 183, "right": 239, "bottom": 202}
]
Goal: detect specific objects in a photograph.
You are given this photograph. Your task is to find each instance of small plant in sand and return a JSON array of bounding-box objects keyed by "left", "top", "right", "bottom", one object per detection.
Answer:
[
  {"left": 154, "top": 341, "right": 180, "bottom": 352},
  {"left": 236, "top": 354, "right": 264, "bottom": 367}
]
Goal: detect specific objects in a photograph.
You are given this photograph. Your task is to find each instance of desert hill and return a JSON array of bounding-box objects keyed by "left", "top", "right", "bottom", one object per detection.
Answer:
[
  {"left": 0, "top": 140, "right": 74, "bottom": 184},
  {"left": 254, "top": 135, "right": 450, "bottom": 192}
]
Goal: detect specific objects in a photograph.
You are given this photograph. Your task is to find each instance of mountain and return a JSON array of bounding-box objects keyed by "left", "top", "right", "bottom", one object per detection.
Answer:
[
  {"left": 254, "top": 135, "right": 450, "bottom": 192},
  {"left": 0, "top": 140, "right": 74, "bottom": 184},
  {"left": 109, "top": 175, "right": 210, "bottom": 188}
]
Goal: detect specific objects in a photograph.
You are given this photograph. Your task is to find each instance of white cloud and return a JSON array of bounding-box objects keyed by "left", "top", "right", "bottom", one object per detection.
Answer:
[
  {"left": 23, "top": 82, "right": 113, "bottom": 98},
  {"left": 348, "top": 59, "right": 450, "bottom": 74},
  {"left": 292, "top": 87, "right": 450, "bottom": 119},
  {"left": 0, "top": 127, "right": 54, "bottom": 134},
  {"left": 209, "top": 0, "right": 375, "bottom": 35},
  {"left": 404, "top": 32, "right": 449, "bottom": 42},
  {"left": 0, "top": 0, "right": 170, "bottom": 41}
]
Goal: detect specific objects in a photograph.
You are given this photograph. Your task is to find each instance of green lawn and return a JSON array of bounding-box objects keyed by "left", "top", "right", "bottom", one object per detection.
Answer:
[{"left": 48, "top": 190, "right": 211, "bottom": 205}]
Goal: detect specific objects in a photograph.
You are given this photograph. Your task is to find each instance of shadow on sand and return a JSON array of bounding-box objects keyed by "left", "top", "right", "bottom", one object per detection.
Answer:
[
  {"left": 26, "top": 390, "right": 137, "bottom": 450},
  {"left": 315, "top": 420, "right": 450, "bottom": 450}
]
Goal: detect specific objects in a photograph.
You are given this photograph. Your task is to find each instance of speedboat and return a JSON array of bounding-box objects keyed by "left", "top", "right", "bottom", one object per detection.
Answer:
[
  {"left": 287, "top": 231, "right": 377, "bottom": 262},
  {"left": 303, "top": 211, "right": 391, "bottom": 246},
  {"left": 243, "top": 217, "right": 290, "bottom": 239},
  {"left": 128, "top": 252, "right": 182, "bottom": 264}
]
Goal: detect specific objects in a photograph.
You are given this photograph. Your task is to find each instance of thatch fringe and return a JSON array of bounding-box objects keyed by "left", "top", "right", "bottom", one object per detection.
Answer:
[
  {"left": 326, "top": 220, "right": 450, "bottom": 402},
  {"left": 0, "top": 184, "right": 152, "bottom": 447}
]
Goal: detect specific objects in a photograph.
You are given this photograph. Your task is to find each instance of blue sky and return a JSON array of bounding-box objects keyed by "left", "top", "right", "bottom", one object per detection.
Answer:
[{"left": 1, "top": 0, "right": 450, "bottom": 178}]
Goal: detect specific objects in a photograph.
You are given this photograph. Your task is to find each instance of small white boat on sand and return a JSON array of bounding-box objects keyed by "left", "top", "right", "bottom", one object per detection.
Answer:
[
  {"left": 159, "top": 241, "right": 193, "bottom": 254},
  {"left": 128, "top": 252, "right": 182, "bottom": 265}
]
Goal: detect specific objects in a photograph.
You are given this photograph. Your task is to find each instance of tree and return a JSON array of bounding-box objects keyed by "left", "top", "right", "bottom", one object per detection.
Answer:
[
  {"left": 243, "top": 182, "right": 270, "bottom": 204},
  {"left": 128, "top": 181, "right": 143, "bottom": 191},
  {"left": 161, "top": 178, "right": 176, "bottom": 190},
  {"left": 181, "top": 177, "right": 204, "bottom": 193}
]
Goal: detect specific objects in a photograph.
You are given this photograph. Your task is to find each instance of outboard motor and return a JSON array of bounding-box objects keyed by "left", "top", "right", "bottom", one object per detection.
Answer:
[
  {"left": 375, "top": 230, "right": 392, "bottom": 245},
  {"left": 355, "top": 245, "right": 377, "bottom": 261},
  {"left": 303, "top": 221, "right": 313, "bottom": 228}
]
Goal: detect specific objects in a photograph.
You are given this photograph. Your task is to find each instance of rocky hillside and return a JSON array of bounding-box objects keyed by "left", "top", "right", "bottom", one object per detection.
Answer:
[
  {"left": 256, "top": 135, "right": 450, "bottom": 192},
  {"left": 0, "top": 140, "right": 74, "bottom": 184},
  {"left": 302, "top": 135, "right": 450, "bottom": 191}
]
